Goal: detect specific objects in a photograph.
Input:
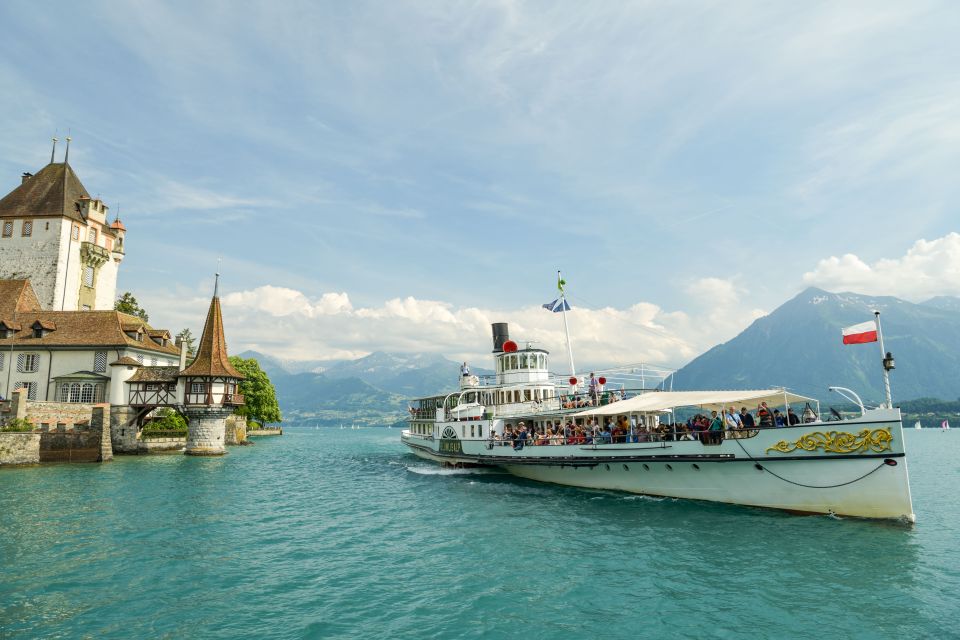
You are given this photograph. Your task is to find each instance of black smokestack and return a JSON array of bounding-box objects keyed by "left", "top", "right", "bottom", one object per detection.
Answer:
[{"left": 491, "top": 323, "right": 509, "bottom": 353}]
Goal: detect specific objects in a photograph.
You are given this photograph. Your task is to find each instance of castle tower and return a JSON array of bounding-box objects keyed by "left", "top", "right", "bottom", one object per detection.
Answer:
[
  {"left": 178, "top": 278, "right": 245, "bottom": 456},
  {"left": 0, "top": 145, "right": 125, "bottom": 311}
]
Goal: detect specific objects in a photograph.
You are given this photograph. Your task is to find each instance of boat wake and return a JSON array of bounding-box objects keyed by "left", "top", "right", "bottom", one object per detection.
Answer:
[{"left": 405, "top": 465, "right": 500, "bottom": 476}]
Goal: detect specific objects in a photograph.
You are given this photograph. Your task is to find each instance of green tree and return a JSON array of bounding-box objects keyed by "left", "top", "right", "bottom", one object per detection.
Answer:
[
  {"left": 228, "top": 356, "right": 282, "bottom": 426},
  {"left": 176, "top": 328, "right": 197, "bottom": 357},
  {"left": 115, "top": 292, "right": 149, "bottom": 322}
]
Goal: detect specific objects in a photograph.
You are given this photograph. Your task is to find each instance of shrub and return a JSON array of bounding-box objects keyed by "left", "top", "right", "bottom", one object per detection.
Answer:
[
  {"left": 1, "top": 418, "right": 35, "bottom": 432},
  {"left": 142, "top": 409, "right": 188, "bottom": 435}
]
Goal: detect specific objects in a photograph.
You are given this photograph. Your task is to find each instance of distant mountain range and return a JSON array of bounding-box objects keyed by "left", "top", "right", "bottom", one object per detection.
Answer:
[
  {"left": 235, "top": 350, "right": 491, "bottom": 426},
  {"left": 673, "top": 287, "right": 960, "bottom": 403},
  {"left": 240, "top": 287, "right": 960, "bottom": 425}
]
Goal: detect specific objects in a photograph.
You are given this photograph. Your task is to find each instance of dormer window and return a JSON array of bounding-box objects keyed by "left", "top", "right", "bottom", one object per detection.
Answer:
[{"left": 30, "top": 320, "right": 55, "bottom": 338}]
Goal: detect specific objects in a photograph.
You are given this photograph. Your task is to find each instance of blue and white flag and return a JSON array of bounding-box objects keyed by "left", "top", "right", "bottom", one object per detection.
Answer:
[{"left": 542, "top": 297, "right": 571, "bottom": 313}]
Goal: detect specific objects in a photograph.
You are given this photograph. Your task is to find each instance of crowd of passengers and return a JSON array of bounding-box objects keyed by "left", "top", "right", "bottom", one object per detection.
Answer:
[{"left": 492, "top": 402, "right": 818, "bottom": 450}]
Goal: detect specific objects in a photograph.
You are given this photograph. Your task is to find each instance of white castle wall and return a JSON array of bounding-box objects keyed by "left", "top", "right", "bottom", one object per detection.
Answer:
[{"left": 0, "top": 218, "right": 65, "bottom": 309}]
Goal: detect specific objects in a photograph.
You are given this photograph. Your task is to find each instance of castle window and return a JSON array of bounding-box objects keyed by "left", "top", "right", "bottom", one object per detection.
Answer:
[
  {"left": 15, "top": 381, "right": 37, "bottom": 400},
  {"left": 94, "top": 351, "right": 107, "bottom": 373},
  {"left": 136, "top": 354, "right": 143, "bottom": 364},
  {"left": 87, "top": 228, "right": 96, "bottom": 243},
  {"left": 69, "top": 383, "right": 81, "bottom": 402},
  {"left": 21, "top": 220, "right": 32, "bottom": 237},
  {"left": 0, "top": 353, "right": 4, "bottom": 370},
  {"left": 150, "top": 357, "right": 157, "bottom": 366},
  {"left": 59, "top": 384, "right": 70, "bottom": 402},
  {"left": 80, "top": 384, "right": 94, "bottom": 403},
  {"left": 72, "top": 225, "right": 80, "bottom": 241},
  {"left": 17, "top": 353, "right": 40, "bottom": 373},
  {"left": 2, "top": 221, "right": 11, "bottom": 237},
  {"left": 83, "top": 265, "right": 95, "bottom": 288}
]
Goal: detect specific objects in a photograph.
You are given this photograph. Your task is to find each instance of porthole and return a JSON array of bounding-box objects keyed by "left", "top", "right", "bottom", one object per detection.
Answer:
[
  {"left": 642, "top": 464, "right": 650, "bottom": 471},
  {"left": 623, "top": 464, "right": 629, "bottom": 471},
  {"left": 755, "top": 463, "right": 764, "bottom": 471},
  {"left": 692, "top": 464, "right": 700, "bottom": 470},
  {"left": 665, "top": 464, "right": 673, "bottom": 471},
  {"left": 604, "top": 464, "right": 610, "bottom": 471}
]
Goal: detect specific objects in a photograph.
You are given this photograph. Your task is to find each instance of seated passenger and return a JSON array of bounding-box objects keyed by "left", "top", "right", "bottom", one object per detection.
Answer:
[
  {"left": 773, "top": 409, "right": 785, "bottom": 427},
  {"left": 786, "top": 408, "right": 800, "bottom": 426}
]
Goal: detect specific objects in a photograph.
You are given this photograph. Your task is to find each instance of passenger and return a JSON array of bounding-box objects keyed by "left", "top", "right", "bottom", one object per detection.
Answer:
[
  {"left": 773, "top": 409, "right": 785, "bottom": 427},
  {"left": 461, "top": 362, "right": 470, "bottom": 377},
  {"left": 513, "top": 423, "right": 528, "bottom": 450},
  {"left": 787, "top": 408, "right": 800, "bottom": 426},
  {"left": 757, "top": 402, "right": 774, "bottom": 428},
  {"left": 724, "top": 407, "right": 742, "bottom": 439},
  {"left": 739, "top": 407, "right": 755, "bottom": 433},
  {"left": 601, "top": 425, "right": 613, "bottom": 444},
  {"left": 708, "top": 411, "right": 724, "bottom": 444},
  {"left": 588, "top": 373, "right": 599, "bottom": 405}
]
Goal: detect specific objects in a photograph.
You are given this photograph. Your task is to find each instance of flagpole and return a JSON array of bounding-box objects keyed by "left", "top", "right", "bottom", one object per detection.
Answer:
[
  {"left": 874, "top": 311, "right": 893, "bottom": 408},
  {"left": 558, "top": 270, "right": 576, "bottom": 379}
]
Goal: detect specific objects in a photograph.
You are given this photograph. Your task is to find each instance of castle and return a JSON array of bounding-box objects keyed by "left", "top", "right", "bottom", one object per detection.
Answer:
[
  {"left": 0, "top": 144, "right": 245, "bottom": 459},
  {"left": 0, "top": 142, "right": 125, "bottom": 311}
]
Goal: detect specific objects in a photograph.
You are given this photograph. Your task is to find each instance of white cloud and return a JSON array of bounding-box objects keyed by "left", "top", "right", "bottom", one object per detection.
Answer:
[
  {"left": 802, "top": 232, "right": 960, "bottom": 300},
  {"left": 149, "top": 277, "right": 764, "bottom": 370}
]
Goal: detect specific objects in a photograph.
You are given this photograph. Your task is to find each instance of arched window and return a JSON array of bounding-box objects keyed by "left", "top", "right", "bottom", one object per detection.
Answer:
[
  {"left": 80, "top": 383, "right": 94, "bottom": 403},
  {"left": 60, "top": 384, "right": 70, "bottom": 402},
  {"left": 69, "top": 383, "right": 81, "bottom": 403}
]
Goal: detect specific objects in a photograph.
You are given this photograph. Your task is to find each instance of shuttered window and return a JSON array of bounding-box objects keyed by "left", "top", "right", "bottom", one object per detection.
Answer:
[
  {"left": 94, "top": 351, "right": 107, "bottom": 373},
  {"left": 0, "top": 353, "right": 4, "bottom": 370},
  {"left": 2, "top": 221, "right": 12, "bottom": 237},
  {"left": 15, "top": 381, "right": 37, "bottom": 400},
  {"left": 22, "top": 220, "right": 32, "bottom": 237},
  {"left": 17, "top": 353, "right": 39, "bottom": 373},
  {"left": 83, "top": 265, "right": 94, "bottom": 288}
]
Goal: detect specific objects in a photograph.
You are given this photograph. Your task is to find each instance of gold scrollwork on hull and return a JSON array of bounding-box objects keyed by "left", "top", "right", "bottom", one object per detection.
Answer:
[{"left": 765, "top": 428, "right": 893, "bottom": 455}]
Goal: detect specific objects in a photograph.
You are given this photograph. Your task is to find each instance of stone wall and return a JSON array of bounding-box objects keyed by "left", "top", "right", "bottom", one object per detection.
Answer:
[
  {"left": 24, "top": 400, "right": 97, "bottom": 429},
  {"left": 185, "top": 406, "right": 232, "bottom": 456},
  {"left": 225, "top": 414, "right": 247, "bottom": 445},
  {"left": 39, "top": 431, "right": 102, "bottom": 462},
  {"left": 247, "top": 427, "right": 283, "bottom": 436},
  {"left": 110, "top": 405, "right": 140, "bottom": 454},
  {"left": 138, "top": 436, "right": 186, "bottom": 453},
  {"left": 0, "top": 432, "right": 41, "bottom": 465}
]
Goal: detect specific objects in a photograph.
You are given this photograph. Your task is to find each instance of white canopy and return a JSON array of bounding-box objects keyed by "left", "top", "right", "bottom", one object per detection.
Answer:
[{"left": 572, "top": 389, "right": 816, "bottom": 417}]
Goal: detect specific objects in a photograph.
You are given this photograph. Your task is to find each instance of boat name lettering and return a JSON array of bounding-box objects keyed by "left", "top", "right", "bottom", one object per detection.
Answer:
[{"left": 439, "top": 439, "right": 463, "bottom": 454}]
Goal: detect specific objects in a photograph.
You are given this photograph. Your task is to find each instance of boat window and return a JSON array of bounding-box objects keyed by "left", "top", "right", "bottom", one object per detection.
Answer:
[
  {"left": 471, "top": 425, "right": 475, "bottom": 438},
  {"left": 478, "top": 425, "right": 483, "bottom": 438},
  {"left": 520, "top": 353, "right": 529, "bottom": 369},
  {"left": 509, "top": 355, "right": 517, "bottom": 370}
]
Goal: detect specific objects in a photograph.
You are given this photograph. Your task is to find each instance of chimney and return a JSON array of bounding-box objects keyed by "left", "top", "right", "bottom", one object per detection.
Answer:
[
  {"left": 21, "top": 172, "right": 33, "bottom": 184},
  {"left": 178, "top": 338, "right": 188, "bottom": 371},
  {"left": 491, "top": 323, "right": 509, "bottom": 353}
]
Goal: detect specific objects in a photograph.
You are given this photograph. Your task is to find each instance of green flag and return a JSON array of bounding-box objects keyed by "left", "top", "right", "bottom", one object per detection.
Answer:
[{"left": 557, "top": 273, "right": 566, "bottom": 293}]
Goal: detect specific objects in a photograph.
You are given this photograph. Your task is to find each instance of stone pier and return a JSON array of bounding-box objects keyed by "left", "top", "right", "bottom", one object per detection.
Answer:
[{"left": 184, "top": 406, "right": 233, "bottom": 456}]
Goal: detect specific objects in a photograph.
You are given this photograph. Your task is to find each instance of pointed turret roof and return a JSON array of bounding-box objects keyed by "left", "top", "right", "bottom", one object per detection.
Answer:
[
  {"left": 179, "top": 294, "right": 244, "bottom": 379},
  {"left": 0, "top": 162, "right": 90, "bottom": 222}
]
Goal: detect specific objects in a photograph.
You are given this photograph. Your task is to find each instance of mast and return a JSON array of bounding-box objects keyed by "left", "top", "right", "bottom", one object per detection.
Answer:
[
  {"left": 558, "top": 270, "right": 576, "bottom": 379},
  {"left": 874, "top": 311, "right": 893, "bottom": 408}
]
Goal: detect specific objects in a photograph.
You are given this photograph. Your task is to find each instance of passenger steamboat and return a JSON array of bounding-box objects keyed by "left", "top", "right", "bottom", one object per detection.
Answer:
[{"left": 401, "top": 320, "right": 915, "bottom": 522}]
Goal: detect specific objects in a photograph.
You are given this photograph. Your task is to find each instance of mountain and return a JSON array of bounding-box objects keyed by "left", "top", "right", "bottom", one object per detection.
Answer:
[
  {"left": 922, "top": 296, "right": 960, "bottom": 313},
  {"left": 673, "top": 287, "right": 960, "bottom": 403},
  {"left": 235, "top": 349, "right": 492, "bottom": 426}
]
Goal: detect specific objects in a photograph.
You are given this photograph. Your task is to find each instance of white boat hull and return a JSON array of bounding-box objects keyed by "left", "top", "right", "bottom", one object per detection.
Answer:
[{"left": 402, "top": 408, "right": 915, "bottom": 522}]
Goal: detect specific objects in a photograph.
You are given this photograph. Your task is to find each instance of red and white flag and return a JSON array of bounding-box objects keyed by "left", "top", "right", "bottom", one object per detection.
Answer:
[{"left": 841, "top": 320, "right": 878, "bottom": 345}]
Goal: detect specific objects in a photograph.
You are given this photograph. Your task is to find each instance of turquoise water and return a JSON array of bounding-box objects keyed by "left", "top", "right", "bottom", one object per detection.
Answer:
[{"left": 1, "top": 429, "right": 958, "bottom": 639}]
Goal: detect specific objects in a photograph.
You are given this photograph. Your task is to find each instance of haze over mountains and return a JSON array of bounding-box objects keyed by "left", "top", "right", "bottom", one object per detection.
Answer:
[{"left": 242, "top": 287, "right": 960, "bottom": 424}]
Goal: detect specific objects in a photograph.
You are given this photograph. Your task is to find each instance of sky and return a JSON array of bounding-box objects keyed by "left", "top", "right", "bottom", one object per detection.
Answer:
[{"left": 1, "top": 1, "right": 958, "bottom": 370}]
